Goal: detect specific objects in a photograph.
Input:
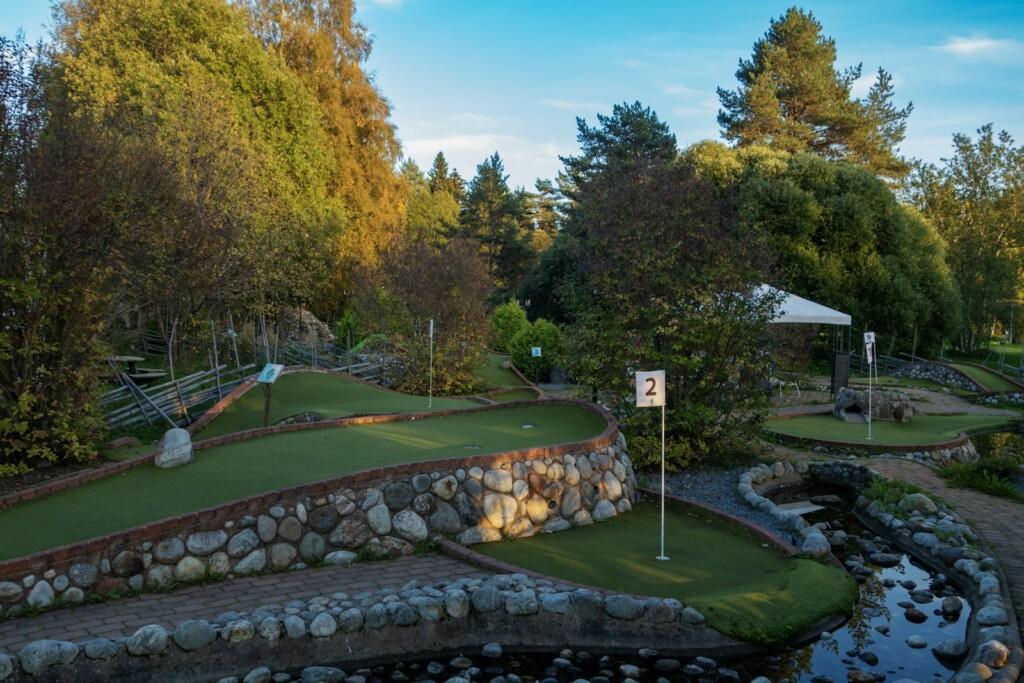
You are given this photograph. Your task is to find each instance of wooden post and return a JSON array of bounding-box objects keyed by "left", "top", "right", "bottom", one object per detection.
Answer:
[{"left": 263, "top": 383, "right": 273, "bottom": 428}]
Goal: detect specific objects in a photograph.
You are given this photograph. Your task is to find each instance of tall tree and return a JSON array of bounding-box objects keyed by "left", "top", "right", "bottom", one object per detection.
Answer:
[
  {"left": 526, "top": 178, "right": 563, "bottom": 251},
  {"left": 718, "top": 7, "right": 912, "bottom": 180},
  {"left": 906, "top": 125, "right": 1024, "bottom": 349},
  {"left": 401, "top": 159, "right": 459, "bottom": 245},
  {"left": 559, "top": 103, "right": 778, "bottom": 466},
  {"left": 427, "top": 151, "right": 465, "bottom": 201},
  {"left": 460, "top": 153, "right": 533, "bottom": 293},
  {"left": 245, "top": 0, "right": 406, "bottom": 296}
]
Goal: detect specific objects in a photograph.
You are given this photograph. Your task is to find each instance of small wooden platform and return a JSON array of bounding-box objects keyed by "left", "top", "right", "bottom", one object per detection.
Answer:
[{"left": 775, "top": 500, "right": 825, "bottom": 516}]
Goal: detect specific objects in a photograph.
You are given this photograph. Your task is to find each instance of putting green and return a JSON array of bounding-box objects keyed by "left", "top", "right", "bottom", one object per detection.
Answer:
[
  {"left": 0, "top": 403, "right": 606, "bottom": 561},
  {"left": 767, "top": 413, "right": 1013, "bottom": 445},
  {"left": 949, "top": 363, "right": 1021, "bottom": 393},
  {"left": 489, "top": 389, "right": 539, "bottom": 403},
  {"left": 474, "top": 501, "right": 856, "bottom": 644},
  {"left": 197, "top": 372, "right": 478, "bottom": 439},
  {"left": 476, "top": 352, "right": 529, "bottom": 389}
]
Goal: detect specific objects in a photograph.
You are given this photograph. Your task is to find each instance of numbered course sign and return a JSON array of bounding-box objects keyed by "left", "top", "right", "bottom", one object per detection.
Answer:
[
  {"left": 864, "top": 331, "right": 876, "bottom": 365},
  {"left": 256, "top": 363, "right": 285, "bottom": 384},
  {"left": 531, "top": 347, "right": 542, "bottom": 358},
  {"left": 635, "top": 370, "right": 666, "bottom": 408}
]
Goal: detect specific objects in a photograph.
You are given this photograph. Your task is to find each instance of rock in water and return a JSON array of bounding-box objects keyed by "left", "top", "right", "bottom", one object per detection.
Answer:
[{"left": 155, "top": 428, "right": 193, "bottom": 468}]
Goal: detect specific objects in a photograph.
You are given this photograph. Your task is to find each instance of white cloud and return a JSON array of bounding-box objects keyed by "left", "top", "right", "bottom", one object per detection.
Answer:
[
  {"left": 538, "top": 98, "right": 608, "bottom": 113},
  {"left": 657, "top": 81, "right": 700, "bottom": 97},
  {"left": 671, "top": 97, "right": 718, "bottom": 117},
  {"left": 404, "top": 134, "right": 571, "bottom": 187},
  {"left": 934, "top": 35, "right": 1022, "bottom": 59},
  {"left": 452, "top": 112, "right": 496, "bottom": 128}
]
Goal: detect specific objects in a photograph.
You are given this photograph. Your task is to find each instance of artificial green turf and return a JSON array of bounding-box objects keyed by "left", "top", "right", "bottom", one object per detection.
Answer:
[
  {"left": 475, "top": 352, "right": 528, "bottom": 389},
  {"left": 949, "top": 363, "right": 1021, "bottom": 393},
  {"left": 474, "top": 501, "right": 856, "bottom": 645},
  {"left": 767, "top": 413, "right": 1013, "bottom": 445},
  {"left": 0, "top": 403, "right": 605, "bottom": 561},
  {"left": 489, "top": 389, "right": 538, "bottom": 403},
  {"left": 196, "top": 372, "right": 478, "bottom": 439}
]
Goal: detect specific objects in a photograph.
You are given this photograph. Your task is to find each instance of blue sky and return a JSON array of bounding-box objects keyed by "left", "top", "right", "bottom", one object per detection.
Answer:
[{"left": 5, "top": 1, "right": 1023, "bottom": 188}]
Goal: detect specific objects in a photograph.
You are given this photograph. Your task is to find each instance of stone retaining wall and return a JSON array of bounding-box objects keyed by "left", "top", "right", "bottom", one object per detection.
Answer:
[
  {"left": 0, "top": 572, "right": 728, "bottom": 683},
  {"left": 894, "top": 362, "right": 981, "bottom": 392},
  {"left": 767, "top": 429, "right": 979, "bottom": 467},
  {"left": 737, "top": 459, "right": 1023, "bottom": 683},
  {"left": 0, "top": 434, "right": 635, "bottom": 619}
]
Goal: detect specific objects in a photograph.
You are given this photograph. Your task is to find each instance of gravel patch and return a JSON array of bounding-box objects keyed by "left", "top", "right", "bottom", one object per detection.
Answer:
[{"left": 650, "top": 468, "right": 792, "bottom": 540}]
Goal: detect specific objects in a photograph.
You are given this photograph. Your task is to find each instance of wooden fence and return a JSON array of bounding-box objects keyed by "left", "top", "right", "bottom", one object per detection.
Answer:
[{"left": 101, "top": 364, "right": 256, "bottom": 429}]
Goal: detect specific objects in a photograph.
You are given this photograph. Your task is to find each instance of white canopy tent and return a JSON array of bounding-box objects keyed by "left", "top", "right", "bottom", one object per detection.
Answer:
[{"left": 758, "top": 284, "right": 851, "bottom": 327}]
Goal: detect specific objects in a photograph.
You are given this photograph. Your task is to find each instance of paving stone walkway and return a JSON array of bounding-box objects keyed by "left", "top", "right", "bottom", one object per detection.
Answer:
[
  {"left": 868, "top": 458, "right": 1024, "bottom": 621},
  {"left": 0, "top": 554, "right": 486, "bottom": 654}
]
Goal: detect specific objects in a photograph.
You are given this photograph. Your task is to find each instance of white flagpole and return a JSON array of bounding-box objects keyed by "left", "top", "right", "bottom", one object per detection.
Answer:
[
  {"left": 657, "top": 401, "right": 668, "bottom": 561},
  {"left": 428, "top": 319, "right": 434, "bottom": 409}
]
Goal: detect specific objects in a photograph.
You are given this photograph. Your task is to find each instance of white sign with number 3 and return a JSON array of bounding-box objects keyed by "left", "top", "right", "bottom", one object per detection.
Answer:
[{"left": 636, "top": 370, "right": 666, "bottom": 408}]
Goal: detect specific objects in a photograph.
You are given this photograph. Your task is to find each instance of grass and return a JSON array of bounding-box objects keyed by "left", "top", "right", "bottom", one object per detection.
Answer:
[
  {"left": 0, "top": 403, "right": 605, "bottom": 561},
  {"left": 475, "top": 352, "right": 528, "bottom": 389},
  {"left": 939, "top": 457, "right": 1024, "bottom": 502},
  {"left": 489, "top": 389, "right": 539, "bottom": 403},
  {"left": 766, "top": 413, "right": 1014, "bottom": 446},
  {"left": 864, "top": 478, "right": 928, "bottom": 512},
  {"left": 196, "top": 372, "right": 478, "bottom": 439},
  {"left": 473, "top": 501, "right": 856, "bottom": 645},
  {"left": 948, "top": 363, "right": 1021, "bottom": 393}
]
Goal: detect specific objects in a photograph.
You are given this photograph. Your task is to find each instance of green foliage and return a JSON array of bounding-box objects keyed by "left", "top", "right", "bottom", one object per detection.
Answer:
[
  {"left": 905, "top": 125, "right": 1024, "bottom": 351},
  {"left": 509, "top": 319, "right": 562, "bottom": 380},
  {"left": 940, "top": 457, "right": 1024, "bottom": 502},
  {"left": 718, "top": 7, "right": 912, "bottom": 180},
  {"left": 689, "top": 142, "right": 961, "bottom": 353},
  {"left": 401, "top": 159, "right": 460, "bottom": 246},
  {"left": 355, "top": 238, "right": 491, "bottom": 395},
  {"left": 553, "top": 102, "right": 777, "bottom": 465},
  {"left": 459, "top": 153, "right": 537, "bottom": 296},
  {"left": 490, "top": 301, "right": 530, "bottom": 353},
  {"left": 865, "top": 478, "right": 926, "bottom": 512}
]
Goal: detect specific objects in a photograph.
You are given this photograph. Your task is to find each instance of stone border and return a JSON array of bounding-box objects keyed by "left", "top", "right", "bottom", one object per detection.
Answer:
[
  {"left": 0, "top": 571, "right": 734, "bottom": 683},
  {"left": 0, "top": 418, "right": 631, "bottom": 619},
  {"left": 765, "top": 423, "right": 982, "bottom": 467},
  {"left": 0, "top": 396, "right": 612, "bottom": 511},
  {"left": 737, "top": 459, "right": 1023, "bottom": 682},
  {"left": 895, "top": 361, "right": 985, "bottom": 392}
]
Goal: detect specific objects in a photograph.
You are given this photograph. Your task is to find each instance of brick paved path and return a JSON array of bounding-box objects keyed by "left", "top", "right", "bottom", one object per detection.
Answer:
[
  {"left": 0, "top": 554, "right": 486, "bottom": 654},
  {"left": 869, "top": 458, "right": 1024, "bottom": 620}
]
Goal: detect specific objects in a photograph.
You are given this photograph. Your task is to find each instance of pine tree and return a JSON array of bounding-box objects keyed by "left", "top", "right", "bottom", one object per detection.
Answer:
[
  {"left": 427, "top": 151, "right": 465, "bottom": 201},
  {"left": 460, "top": 153, "right": 533, "bottom": 292},
  {"left": 717, "top": 7, "right": 912, "bottom": 179}
]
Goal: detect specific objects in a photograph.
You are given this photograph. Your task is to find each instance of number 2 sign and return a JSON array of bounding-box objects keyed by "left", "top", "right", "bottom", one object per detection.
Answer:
[{"left": 635, "top": 370, "right": 666, "bottom": 408}]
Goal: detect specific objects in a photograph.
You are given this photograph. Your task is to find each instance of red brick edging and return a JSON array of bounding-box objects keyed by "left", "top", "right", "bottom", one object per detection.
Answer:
[{"left": 0, "top": 400, "right": 618, "bottom": 577}]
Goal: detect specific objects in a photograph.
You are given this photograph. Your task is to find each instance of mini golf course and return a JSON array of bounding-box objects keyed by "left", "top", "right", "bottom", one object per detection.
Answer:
[
  {"left": 475, "top": 352, "right": 529, "bottom": 389},
  {"left": 196, "top": 372, "right": 480, "bottom": 439},
  {"left": 0, "top": 403, "right": 606, "bottom": 561},
  {"left": 474, "top": 501, "right": 856, "bottom": 645},
  {"left": 949, "top": 362, "right": 1021, "bottom": 393},
  {"left": 766, "top": 413, "right": 1013, "bottom": 446}
]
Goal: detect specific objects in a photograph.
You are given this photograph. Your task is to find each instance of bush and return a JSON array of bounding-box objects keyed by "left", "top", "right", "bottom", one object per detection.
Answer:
[
  {"left": 940, "top": 457, "right": 1024, "bottom": 502},
  {"left": 510, "top": 319, "right": 562, "bottom": 381},
  {"left": 490, "top": 301, "right": 529, "bottom": 353}
]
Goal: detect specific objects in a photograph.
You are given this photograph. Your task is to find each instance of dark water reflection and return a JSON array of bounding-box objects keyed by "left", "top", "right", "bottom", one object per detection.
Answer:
[{"left": 734, "top": 503, "right": 970, "bottom": 681}]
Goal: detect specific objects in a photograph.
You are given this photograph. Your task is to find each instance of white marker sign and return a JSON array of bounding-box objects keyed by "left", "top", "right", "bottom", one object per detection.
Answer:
[
  {"left": 531, "top": 347, "right": 542, "bottom": 358},
  {"left": 635, "top": 370, "right": 666, "bottom": 408},
  {"left": 864, "top": 331, "right": 876, "bottom": 365},
  {"left": 256, "top": 363, "right": 285, "bottom": 384}
]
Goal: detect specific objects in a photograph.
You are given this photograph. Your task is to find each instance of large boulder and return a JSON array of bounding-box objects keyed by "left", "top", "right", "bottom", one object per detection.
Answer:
[
  {"left": 834, "top": 387, "right": 913, "bottom": 423},
  {"left": 155, "top": 428, "right": 193, "bottom": 468}
]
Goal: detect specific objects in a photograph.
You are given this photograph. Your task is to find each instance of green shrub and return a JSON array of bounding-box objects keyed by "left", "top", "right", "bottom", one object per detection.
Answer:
[
  {"left": 940, "top": 457, "right": 1024, "bottom": 502},
  {"left": 490, "top": 300, "right": 529, "bottom": 353},
  {"left": 510, "top": 319, "right": 562, "bottom": 381},
  {"left": 865, "top": 478, "right": 926, "bottom": 512}
]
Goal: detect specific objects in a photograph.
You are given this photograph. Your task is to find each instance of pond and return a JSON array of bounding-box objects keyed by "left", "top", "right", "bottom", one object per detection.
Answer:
[{"left": 237, "top": 490, "right": 972, "bottom": 683}]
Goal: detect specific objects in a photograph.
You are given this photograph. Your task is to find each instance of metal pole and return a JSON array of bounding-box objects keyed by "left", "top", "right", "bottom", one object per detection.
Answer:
[
  {"left": 656, "top": 402, "right": 669, "bottom": 561},
  {"left": 428, "top": 320, "right": 434, "bottom": 409},
  {"left": 867, "top": 350, "right": 873, "bottom": 441},
  {"left": 210, "top": 320, "right": 222, "bottom": 400}
]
